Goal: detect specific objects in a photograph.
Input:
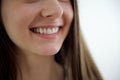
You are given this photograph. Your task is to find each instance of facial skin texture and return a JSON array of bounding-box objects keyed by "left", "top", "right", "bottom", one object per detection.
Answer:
[{"left": 1, "top": 0, "right": 73, "bottom": 56}]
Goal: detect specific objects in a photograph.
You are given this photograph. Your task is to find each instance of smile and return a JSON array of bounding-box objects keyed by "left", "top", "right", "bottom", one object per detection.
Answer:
[{"left": 30, "top": 27, "right": 59, "bottom": 34}]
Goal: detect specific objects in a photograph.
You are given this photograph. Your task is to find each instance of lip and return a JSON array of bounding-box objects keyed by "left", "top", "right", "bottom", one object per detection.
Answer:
[
  {"left": 36, "top": 29, "right": 61, "bottom": 39},
  {"left": 31, "top": 28, "right": 61, "bottom": 39},
  {"left": 29, "top": 24, "right": 62, "bottom": 39},
  {"left": 30, "top": 24, "right": 63, "bottom": 29}
]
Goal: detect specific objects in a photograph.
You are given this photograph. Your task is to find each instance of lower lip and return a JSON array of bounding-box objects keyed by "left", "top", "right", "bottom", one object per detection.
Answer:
[{"left": 31, "top": 28, "right": 61, "bottom": 39}]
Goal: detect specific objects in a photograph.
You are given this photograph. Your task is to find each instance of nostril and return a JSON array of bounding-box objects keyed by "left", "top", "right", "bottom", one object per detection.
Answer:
[{"left": 46, "top": 14, "right": 53, "bottom": 18}]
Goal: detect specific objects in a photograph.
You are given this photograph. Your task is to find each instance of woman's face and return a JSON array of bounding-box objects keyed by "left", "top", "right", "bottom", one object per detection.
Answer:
[{"left": 1, "top": 0, "right": 73, "bottom": 56}]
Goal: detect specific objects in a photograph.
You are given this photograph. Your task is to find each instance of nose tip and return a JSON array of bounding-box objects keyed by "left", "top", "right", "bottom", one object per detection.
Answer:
[{"left": 41, "top": 3, "right": 63, "bottom": 20}]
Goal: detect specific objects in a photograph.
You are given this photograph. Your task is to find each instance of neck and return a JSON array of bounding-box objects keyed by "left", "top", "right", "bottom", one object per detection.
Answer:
[{"left": 17, "top": 51, "right": 63, "bottom": 80}]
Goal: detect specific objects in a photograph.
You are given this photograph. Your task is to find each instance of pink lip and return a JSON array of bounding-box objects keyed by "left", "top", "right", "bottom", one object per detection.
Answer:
[
  {"left": 29, "top": 26, "right": 61, "bottom": 39},
  {"left": 36, "top": 30, "right": 60, "bottom": 39},
  {"left": 30, "top": 24, "right": 63, "bottom": 29},
  {"left": 29, "top": 23, "right": 63, "bottom": 39}
]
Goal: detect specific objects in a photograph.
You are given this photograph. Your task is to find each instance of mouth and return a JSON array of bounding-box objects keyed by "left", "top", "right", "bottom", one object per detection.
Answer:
[{"left": 30, "top": 26, "right": 62, "bottom": 35}]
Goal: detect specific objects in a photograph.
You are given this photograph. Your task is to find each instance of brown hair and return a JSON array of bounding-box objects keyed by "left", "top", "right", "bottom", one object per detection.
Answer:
[{"left": 0, "top": 0, "right": 102, "bottom": 80}]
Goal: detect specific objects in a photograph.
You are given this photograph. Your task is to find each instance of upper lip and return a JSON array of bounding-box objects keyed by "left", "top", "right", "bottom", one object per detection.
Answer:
[{"left": 30, "top": 24, "right": 63, "bottom": 29}]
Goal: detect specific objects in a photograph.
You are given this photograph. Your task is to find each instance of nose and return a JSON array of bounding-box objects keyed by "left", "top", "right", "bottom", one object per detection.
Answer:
[{"left": 41, "top": 1, "right": 63, "bottom": 20}]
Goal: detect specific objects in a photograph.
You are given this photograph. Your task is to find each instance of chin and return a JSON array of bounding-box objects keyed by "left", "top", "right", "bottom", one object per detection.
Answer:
[{"left": 34, "top": 45, "right": 61, "bottom": 56}]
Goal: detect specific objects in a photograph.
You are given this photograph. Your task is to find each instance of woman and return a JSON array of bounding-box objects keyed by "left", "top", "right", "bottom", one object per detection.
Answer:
[{"left": 0, "top": 0, "right": 102, "bottom": 80}]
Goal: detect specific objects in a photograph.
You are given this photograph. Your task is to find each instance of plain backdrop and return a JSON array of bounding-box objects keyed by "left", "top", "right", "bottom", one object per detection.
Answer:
[{"left": 78, "top": 0, "right": 120, "bottom": 80}]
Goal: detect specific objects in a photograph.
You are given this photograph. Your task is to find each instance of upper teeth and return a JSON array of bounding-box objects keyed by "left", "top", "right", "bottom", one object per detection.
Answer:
[{"left": 33, "top": 27, "right": 59, "bottom": 34}]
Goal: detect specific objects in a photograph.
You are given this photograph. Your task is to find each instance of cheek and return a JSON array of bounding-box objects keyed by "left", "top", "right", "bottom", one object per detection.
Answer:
[
  {"left": 11, "top": 10, "right": 34, "bottom": 29},
  {"left": 63, "top": 4, "right": 73, "bottom": 26},
  {"left": 1, "top": 6, "right": 35, "bottom": 45},
  {"left": 2, "top": 6, "right": 37, "bottom": 31}
]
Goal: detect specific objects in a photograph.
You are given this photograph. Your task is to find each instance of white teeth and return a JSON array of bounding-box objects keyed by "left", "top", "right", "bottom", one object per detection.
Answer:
[
  {"left": 47, "top": 28, "right": 52, "bottom": 34},
  {"left": 40, "top": 28, "right": 43, "bottom": 34},
  {"left": 43, "top": 28, "right": 47, "bottom": 34},
  {"left": 33, "top": 27, "right": 59, "bottom": 34}
]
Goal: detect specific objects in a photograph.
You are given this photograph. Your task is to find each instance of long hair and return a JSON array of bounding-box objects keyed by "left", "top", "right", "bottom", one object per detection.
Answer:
[{"left": 0, "top": 0, "right": 102, "bottom": 80}]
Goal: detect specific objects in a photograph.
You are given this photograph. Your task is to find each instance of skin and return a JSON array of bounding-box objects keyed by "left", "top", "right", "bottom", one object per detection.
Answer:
[{"left": 1, "top": 0, "right": 73, "bottom": 80}]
